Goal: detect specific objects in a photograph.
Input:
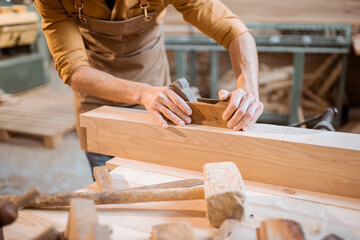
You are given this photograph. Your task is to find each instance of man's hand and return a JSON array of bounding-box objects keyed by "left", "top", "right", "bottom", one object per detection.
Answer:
[
  {"left": 219, "top": 89, "right": 263, "bottom": 131},
  {"left": 140, "top": 86, "right": 192, "bottom": 128}
]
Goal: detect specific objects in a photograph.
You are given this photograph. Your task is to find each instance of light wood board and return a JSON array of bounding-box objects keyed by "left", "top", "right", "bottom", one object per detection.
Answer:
[
  {"left": 0, "top": 96, "right": 76, "bottom": 147},
  {"left": 4, "top": 157, "right": 360, "bottom": 239},
  {"left": 80, "top": 106, "right": 360, "bottom": 199}
]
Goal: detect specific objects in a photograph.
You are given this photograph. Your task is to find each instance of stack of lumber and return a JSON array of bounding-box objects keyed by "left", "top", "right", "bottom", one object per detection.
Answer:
[
  {"left": 0, "top": 95, "right": 75, "bottom": 147},
  {"left": 4, "top": 157, "right": 360, "bottom": 239},
  {"left": 218, "top": 64, "right": 293, "bottom": 115},
  {"left": 302, "top": 54, "right": 342, "bottom": 116},
  {"left": 258, "top": 65, "right": 293, "bottom": 115}
]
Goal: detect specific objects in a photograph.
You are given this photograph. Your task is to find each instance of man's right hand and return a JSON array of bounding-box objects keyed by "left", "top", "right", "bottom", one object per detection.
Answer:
[{"left": 140, "top": 86, "right": 192, "bottom": 128}]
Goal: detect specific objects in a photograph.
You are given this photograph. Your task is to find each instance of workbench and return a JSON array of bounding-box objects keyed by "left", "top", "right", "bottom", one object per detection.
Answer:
[{"left": 3, "top": 157, "right": 360, "bottom": 239}]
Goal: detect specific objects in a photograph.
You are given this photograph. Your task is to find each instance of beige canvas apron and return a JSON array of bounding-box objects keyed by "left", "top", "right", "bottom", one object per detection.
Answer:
[{"left": 72, "top": 9, "right": 171, "bottom": 151}]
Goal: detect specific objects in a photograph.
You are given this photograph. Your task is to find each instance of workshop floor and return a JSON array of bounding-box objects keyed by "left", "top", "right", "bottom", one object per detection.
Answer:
[{"left": 0, "top": 62, "right": 93, "bottom": 195}]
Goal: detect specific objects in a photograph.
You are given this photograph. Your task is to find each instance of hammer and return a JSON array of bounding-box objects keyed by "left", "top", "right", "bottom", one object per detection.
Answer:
[
  {"left": 291, "top": 107, "right": 337, "bottom": 131},
  {"left": 2, "top": 162, "right": 245, "bottom": 227}
]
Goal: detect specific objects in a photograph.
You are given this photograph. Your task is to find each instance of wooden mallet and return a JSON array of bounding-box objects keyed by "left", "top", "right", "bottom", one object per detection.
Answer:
[{"left": 3, "top": 162, "right": 246, "bottom": 227}]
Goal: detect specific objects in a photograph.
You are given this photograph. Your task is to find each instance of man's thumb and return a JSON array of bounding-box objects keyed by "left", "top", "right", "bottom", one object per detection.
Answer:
[{"left": 218, "top": 89, "right": 230, "bottom": 100}]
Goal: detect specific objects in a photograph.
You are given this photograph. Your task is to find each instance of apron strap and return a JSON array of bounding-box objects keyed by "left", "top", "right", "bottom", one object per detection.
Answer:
[{"left": 74, "top": 0, "right": 85, "bottom": 22}]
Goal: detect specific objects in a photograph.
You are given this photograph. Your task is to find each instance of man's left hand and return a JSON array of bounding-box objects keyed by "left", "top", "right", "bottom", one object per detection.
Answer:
[{"left": 219, "top": 89, "right": 263, "bottom": 131}]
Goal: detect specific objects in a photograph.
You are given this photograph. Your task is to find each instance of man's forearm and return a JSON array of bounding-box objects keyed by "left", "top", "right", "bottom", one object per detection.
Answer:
[
  {"left": 68, "top": 66, "right": 150, "bottom": 104},
  {"left": 228, "top": 32, "right": 259, "bottom": 99}
]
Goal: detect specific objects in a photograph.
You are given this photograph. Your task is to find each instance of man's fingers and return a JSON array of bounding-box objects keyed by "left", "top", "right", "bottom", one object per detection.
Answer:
[
  {"left": 222, "top": 90, "right": 243, "bottom": 121},
  {"left": 218, "top": 89, "right": 230, "bottom": 101},
  {"left": 159, "top": 92, "right": 191, "bottom": 124},
  {"left": 243, "top": 103, "right": 264, "bottom": 131},
  {"left": 150, "top": 110, "right": 168, "bottom": 129},
  {"left": 156, "top": 103, "right": 185, "bottom": 126},
  {"left": 164, "top": 88, "right": 192, "bottom": 116},
  {"left": 227, "top": 96, "right": 252, "bottom": 129},
  {"left": 233, "top": 103, "right": 257, "bottom": 131}
]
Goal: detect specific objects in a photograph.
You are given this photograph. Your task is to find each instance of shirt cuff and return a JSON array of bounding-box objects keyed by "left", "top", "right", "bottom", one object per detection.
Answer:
[
  {"left": 214, "top": 18, "right": 250, "bottom": 49},
  {"left": 55, "top": 51, "right": 89, "bottom": 83}
]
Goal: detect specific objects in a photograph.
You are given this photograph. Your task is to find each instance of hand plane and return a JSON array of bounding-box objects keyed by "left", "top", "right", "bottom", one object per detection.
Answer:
[{"left": 169, "top": 78, "right": 229, "bottom": 128}]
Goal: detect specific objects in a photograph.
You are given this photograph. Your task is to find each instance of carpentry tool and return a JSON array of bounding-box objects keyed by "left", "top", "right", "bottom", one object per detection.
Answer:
[
  {"left": 170, "top": 78, "right": 229, "bottom": 128},
  {"left": 291, "top": 107, "right": 337, "bottom": 131},
  {"left": 257, "top": 219, "right": 305, "bottom": 240},
  {"left": 2, "top": 162, "right": 245, "bottom": 227},
  {"left": 66, "top": 198, "right": 111, "bottom": 240},
  {"left": 93, "top": 166, "right": 114, "bottom": 191},
  {"left": 0, "top": 187, "right": 40, "bottom": 240},
  {"left": 150, "top": 221, "right": 196, "bottom": 240},
  {"left": 0, "top": 199, "right": 17, "bottom": 240},
  {"left": 213, "top": 219, "right": 242, "bottom": 240},
  {"left": 1, "top": 178, "right": 204, "bottom": 203}
]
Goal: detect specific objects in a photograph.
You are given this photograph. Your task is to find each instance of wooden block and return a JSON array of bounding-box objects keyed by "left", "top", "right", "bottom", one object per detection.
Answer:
[
  {"left": 43, "top": 135, "right": 63, "bottom": 148},
  {"left": 0, "top": 130, "right": 10, "bottom": 141},
  {"left": 204, "top": 162, "right": 246, "bottom": 227},
  {"left": 93, "top": 166, "right": 113, "bottom": 191},
  {"left": 257, "top": 219, "right": 305, "bottom": 240},
  {"left": 150, "top": 221, "right": 196, "bottom": 240},
  {"left": 66, "top": 198, "right": 98, "bottom": 240},
  {"left": 188, "top": 101, "right": 228, "bottom": 128},
  {"left": 80, "top": 106, "right": 360, "bottom": 199},
  {"left": 213, "top": 219, "right": 242, "bottom": 240}
]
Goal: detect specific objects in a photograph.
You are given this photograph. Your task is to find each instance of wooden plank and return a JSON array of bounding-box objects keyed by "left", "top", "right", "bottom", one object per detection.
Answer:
[
  {"left": 80, "top": 106, "right": 360, "bottom": 199},
  {"left": 4, "top": 158, "right": 360, "bottom": 240},
  {"left": 107, "top": 158, "right": 360, "bottom": 211}
]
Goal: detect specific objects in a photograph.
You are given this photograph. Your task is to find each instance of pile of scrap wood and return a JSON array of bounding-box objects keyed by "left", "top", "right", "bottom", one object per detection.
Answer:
[
  {"left": 302, "top": 54, "right": 342, "bottom": 116},
  {"left": 219, "top": 54, "right": 343, "bottom": 117},
  {"left": 258, "top": 64, "right": 293, "bottom": 115}
]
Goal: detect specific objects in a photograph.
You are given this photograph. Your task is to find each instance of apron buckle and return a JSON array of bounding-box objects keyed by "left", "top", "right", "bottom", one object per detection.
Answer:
[
  {"left": 140, "top": 2, "right": 152, "bottom": 22},
  {"left": 74, "top": 2, "right": 86, "bottom": 23}
]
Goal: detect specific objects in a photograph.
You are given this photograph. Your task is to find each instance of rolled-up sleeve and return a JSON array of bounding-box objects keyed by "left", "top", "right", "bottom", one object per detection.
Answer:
[
  {"left": 34, "top": 0, "right": 89, "bottom": 83},
  {"left": 167, "top": 0, "right": 249, "bottom": 49}
]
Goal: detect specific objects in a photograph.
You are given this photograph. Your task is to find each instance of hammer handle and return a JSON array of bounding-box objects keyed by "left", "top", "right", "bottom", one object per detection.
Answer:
[{"left": 3, "top": 187, "right": 204, "bottom": 208}]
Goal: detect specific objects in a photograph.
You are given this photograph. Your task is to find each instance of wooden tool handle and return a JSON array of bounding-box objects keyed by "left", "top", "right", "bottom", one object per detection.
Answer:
[{"left": 3, "top": 187, "right": 204, "bottom": 208}]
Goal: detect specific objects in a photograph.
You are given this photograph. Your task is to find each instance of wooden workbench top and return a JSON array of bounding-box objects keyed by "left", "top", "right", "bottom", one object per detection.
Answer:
[{"left": 4, "top": 157, "right": 360, "bottom": 239}]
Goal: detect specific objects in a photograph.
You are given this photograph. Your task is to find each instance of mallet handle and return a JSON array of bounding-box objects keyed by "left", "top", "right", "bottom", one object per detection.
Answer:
[{"left": 3, "top": 187, "right": 204, "bottom": 208}]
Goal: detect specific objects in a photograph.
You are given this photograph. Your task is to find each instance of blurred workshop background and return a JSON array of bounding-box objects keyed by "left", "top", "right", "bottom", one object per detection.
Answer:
[{"left": 0, "top": 0, "right": 359, "bottom": 194}]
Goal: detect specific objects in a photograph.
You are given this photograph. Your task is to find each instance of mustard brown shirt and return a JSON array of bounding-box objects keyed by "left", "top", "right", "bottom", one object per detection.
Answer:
[{"left": 34, "top": 0, "right": 249, "bottom": 82}]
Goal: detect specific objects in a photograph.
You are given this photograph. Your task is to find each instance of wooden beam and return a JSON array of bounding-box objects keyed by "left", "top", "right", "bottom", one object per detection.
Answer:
[{"left": 80, "top": 106, "right": 360, "bottom": 199}]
